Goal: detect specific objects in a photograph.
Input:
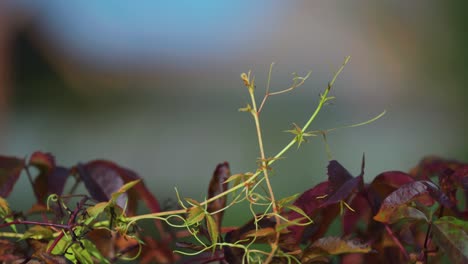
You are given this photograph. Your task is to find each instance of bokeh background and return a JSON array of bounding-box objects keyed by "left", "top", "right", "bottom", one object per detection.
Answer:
[{"left": 1, "top": 1, "right": 467, "bottom": 216}]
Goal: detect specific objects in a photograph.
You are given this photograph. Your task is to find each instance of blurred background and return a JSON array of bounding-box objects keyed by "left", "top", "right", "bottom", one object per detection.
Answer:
[{"left": 0, "top": 1, "right": 467, "bottom": 214}]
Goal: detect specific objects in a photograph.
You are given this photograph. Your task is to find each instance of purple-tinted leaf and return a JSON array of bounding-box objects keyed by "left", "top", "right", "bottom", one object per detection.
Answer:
[
  {"left": 320, "top": 176, "right": 363, "bottom": 208},
  {"left": 76, "top": 162, "right": 126, "bottom": 207},
  {"left": 374, "top": 181, "right": 452, "bottom": 223},
  {"left": 0, "top": 155, "right": 25, "bottom": 197},
  {"left": 327, "top": 160, "right": 353, "bottom": 194},
  {"left": 207, "top": 162, "right": 230, "bottom": 232},
  {"left": 321, "top": 157, "right": 365, "bottom": 208},
  {"left": 76, "top": 160, "right": 161, "bottom": 216},
  {"left": 432, "top": 216, "right": 468, "bottom": 264}
]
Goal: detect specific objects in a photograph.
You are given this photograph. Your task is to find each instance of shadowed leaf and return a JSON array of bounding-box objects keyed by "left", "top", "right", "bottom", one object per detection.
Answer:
[
  {"left": 0, "top": 155, "right": 25, "bottom": 197},
  {"left": 207, "top": 162, "right": 230, "bottom": 232},
  {"left": 327, "top": 160, "right": 353, "bottom": 194},
  {"left": 320, "top": 157, "right": 365, "bottom": 208},
  {"left": 432, "top": 216, "right": 468, "bottom": 264}
]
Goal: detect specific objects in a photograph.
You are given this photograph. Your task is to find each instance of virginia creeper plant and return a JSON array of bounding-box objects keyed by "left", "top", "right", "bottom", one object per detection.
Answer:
[{"left": 0, "top": 57, "right": 467, "bottom": 264}]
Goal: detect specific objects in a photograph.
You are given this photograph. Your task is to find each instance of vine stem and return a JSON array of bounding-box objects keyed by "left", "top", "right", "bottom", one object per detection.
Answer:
[
  {"left": 248, "top": 77, "right": 281, "bottom": 264},
  {"left": 125, "top": 57, "right": 352, "bottom": 232}
]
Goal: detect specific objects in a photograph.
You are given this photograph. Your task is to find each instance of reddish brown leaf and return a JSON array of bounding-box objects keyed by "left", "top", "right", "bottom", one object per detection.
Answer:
[
  {"left": 374, "top": 181, "right": 452, "bottom": 223},
  {"left": 207, "top": 162, "right": 230, "bottom": 232},
  {"left": 0, "top": 155, "right": 25, "bottom": 197},
  {"left": 29, "top": 152, "right": 55, "bottom": 171},
  {"left": 367, "top": 171, "right": 415, "bottom": 213}
]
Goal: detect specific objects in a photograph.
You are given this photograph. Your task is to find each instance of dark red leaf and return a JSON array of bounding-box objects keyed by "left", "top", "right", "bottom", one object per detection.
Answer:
[
  {"left": 343, "top": 192, "right": 371, "bottom": 235},
  {"left": 284, "top": 181, "right": 339, "bottom": 245},
  {"left": 410, "top": 156, "right": 464, "bottom": 180},
  {"left": 140, "top": 237, "right": 179, "bottom": 264},
  {"left": 0, "top": 155, "right": 25, "bottom": 197},
  {"left": 207, "top": 162, "right": 230, "bottom": 231}
]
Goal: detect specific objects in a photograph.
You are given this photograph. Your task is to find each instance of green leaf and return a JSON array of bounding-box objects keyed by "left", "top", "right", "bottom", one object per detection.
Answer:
[
  {"left": 432, "top": 216, "right": 468, "bottom": 264},
  {"left": 87, "top": 202, "right": 109, "bottom": 218},
  {"left": 83, "top": 239, "right": 110, "bottom": 264},
  {"left": 386, "top": 205, "right": 429, "bottom": 224},
  {"left": 206, "top": 214, "right": 219, "bottom": 245},
  {"left": 277, "top": 193, "right": 300, "bottom": 208},
  {"left": 285, "top": 204, "right": 310, "bottom": 221},
  {"left": 71, "top": 242, "right": 94, "bottom": 264},
  {"left": 0, "top": 197, "right": 16, "bottom": 232},
  {"left": 22, "top": 225, "right": 54, "bottom": 240},
  {"left": 186, "top": 206, "right": 205, "bottom": 226},
  {"left": 110, "top": 179, "right": 141, "bottom": 204}
]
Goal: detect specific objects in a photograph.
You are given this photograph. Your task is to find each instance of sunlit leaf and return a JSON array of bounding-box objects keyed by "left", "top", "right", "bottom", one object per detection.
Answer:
[
  {"left": 244, "top": 227, "right": 276, "bottom": 239},
  {"left": 110, "top": 179, "right": 141, "bottom": 205},
  {"left": 22, "top": 225, "right": 54, "bottom": 240},
  {"left": 277, "top": 193, "right": 300, "bottom": 209},
  {"left": 432, "top": 216, "right": 468, "bottom": 264},
  {"left": 310, "top": 236, "right": 372, "bottom": 255},
  {"left": 186, "top": 205, "right": 205, "bottom": 226},
  {"left": 206, "top": 214, "right": 219, "bottom": 245},
  {"left": 0, "top": 155, "right": 25, "bottom": 197},
  {"left": 387, "top": 205, "right": 429, "bottom": 224}
]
